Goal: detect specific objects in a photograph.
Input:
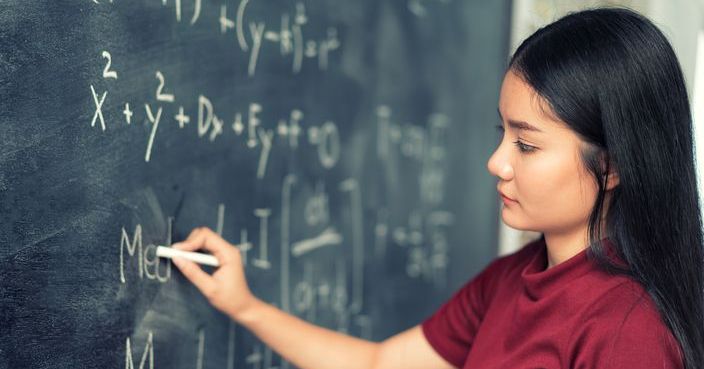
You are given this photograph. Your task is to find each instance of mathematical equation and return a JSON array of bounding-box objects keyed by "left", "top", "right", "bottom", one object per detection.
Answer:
[
  {"left": 113, "top": 163, "right": 449, "bottom": 367},
  {"left": 119, "top": 174, "right": 370, "bottom": 369},
  {"left": 90, "top": 57, "right": 342, "bottom": 178},
  {"left": 88, "top": 0, "right": 343, "bottom": 178},
  {"left": 109, "top": 97, "right": 455, "bottom": 367},
  {"left": 92, "top": 0, "right": 340, "bottom": 76},
  {"left": 112, "top": 117, "right": 454, "bottom": 368},
  {"left": 92, "top": 2, "right": 457, "bottom": 367}
]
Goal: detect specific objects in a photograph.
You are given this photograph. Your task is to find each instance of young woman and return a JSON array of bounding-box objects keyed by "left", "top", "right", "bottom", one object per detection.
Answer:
[{"left": 171, "top": 8, "right": 704, "bottom": 369}]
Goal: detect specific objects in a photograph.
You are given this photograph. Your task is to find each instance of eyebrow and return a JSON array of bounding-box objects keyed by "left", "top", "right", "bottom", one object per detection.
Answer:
[{"left": 497, "top": 108, "right": 543, "bottom": 133}]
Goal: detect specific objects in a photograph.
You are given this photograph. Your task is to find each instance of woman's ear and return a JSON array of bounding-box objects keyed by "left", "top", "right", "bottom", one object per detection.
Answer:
[
  {"left": 599, "top": 151, "right": 620, "bottom": 191},
  {"left": 604, "top": 169, "right": 619, "bottom": 191},
  {"left": 601, "top": 155, "right": 619, "bottom": 191}
]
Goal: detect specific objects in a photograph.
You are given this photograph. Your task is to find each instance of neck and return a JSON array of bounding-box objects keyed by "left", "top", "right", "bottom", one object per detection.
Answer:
[
  {"left": 544, "top": 193, "right": 613, "bottom": 269},
  {"left": 543, "top": 228, "right": 591, "bottom": 269}
]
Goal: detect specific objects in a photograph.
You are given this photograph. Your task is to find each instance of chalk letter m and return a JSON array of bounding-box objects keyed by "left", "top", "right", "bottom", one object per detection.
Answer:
[
  {"left": 125, "top": 332, "right": 154, "bottom": 369},
  {"left": 120, "top": 225, "right": 143, "bottom": 283}
]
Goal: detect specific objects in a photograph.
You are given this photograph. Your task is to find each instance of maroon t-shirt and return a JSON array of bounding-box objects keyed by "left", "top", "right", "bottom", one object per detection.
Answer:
[{"left": 421, "top": 238, "right": 683, "bottom": 369}]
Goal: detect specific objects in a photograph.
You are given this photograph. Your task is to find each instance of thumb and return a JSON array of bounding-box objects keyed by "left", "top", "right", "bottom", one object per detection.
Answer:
[{"left": 172, "top": 257, "right": 216, "bottom": 298}]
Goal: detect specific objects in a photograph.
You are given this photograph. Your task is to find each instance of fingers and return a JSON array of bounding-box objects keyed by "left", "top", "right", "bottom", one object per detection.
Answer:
[
  {"left": 171, "top": 257, "right": 217, "bottom": 298},
  {"left": 172, "top": 227, "right": 235, "bottom": 264},
  {"left": 173, "top": 227, "right": 209, "bottom": 251}
]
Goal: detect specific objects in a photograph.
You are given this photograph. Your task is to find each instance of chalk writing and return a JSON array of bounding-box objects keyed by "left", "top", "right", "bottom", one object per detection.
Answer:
[
  {"left": 238, "top": 229, "right": 252, "bottom": 267},
  {"left": 102, "top": 51, "right": 118, "bottom": 79},
  {"left": 175, "top": 106, "right": 189, "bottom": 128},
  {"left": 291, "top": 227, "right": 342, "bottom": 257},
  {"left": 339, "top": 178, "right": 364, "bottom": 313},
  {"left": 90, "top": 48, "right": 347, "bottom": 167},
  {"left": 280, "top": 174, "right": 296, "bottom": 314},
  {"left": 316, "top": 121, "right": 340, "bottom": 169},
  {"left": 256, "top": 128, "right": 274, "bottom": 179},
  {"left": 83, "top": 4, "right": 460, "bottom": 363},
  {"left": 196, "top": 328, "right": 205, "bottom": 369},
  {"left": 90, "top": 85, "right": 107, "bottom": 131},
  {"left": 190, "top": 0, "right": 201, "bottom": 24},
  {"left": 155, "top": 71, "right": 175, "bottom": 103},
  {"left": 123, "top": 103, "right": 133, "bottom": 124},
  {"left": 120, "top": 224, "right": 172, "bottom": 284},
  {"left": 252, "top": 208, "right": 272, "bottom": 269},
  {"left": 144, "top": 104, "right": 163, "bottom": 162},
  {"left": 133, "top": 0, "right": 341, "bottom": 77},
  {"left": 120, "top": 225, "right": 143, "bottom": 283},
  {"left": 246, "top": 347, "right": 261, "bottom": 369},
  {"left": 304, "top": 182, "right": 329, "bottom": 226},
  {"left": 125, "top": 332, "right": 154, "bottom": 369},
  {"left": 219, "top": 5, "right": 235, "bottom": 34}
]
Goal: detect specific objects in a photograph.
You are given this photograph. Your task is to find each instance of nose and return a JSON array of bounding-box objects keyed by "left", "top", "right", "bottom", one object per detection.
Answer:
[{"left": 487, "top": 144, "right": 514, "bottom": 180}]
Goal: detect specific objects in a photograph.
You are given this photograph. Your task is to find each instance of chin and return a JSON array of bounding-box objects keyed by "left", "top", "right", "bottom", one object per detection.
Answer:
[{"left": 500, "top": 209, "right": 538, "bottom": 232}]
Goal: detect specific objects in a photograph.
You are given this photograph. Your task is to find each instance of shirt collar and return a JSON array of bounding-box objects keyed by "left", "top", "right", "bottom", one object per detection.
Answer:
[{"left": 520, "top": 237, "right": 622, "bottom": 300}]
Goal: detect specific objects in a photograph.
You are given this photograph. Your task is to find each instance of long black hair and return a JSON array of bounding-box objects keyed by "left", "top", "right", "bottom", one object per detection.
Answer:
[{"left": 509, "top": 8, "right": 704, "bottom": 369}]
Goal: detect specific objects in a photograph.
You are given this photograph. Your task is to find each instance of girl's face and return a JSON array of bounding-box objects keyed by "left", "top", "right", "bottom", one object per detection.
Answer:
[{"left": 487, "top": 71, "right": 600, "bottom": 236}]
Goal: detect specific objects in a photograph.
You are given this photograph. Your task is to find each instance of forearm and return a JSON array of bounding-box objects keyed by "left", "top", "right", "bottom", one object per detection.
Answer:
[{"left": 233, "top": 298, "right": 379, "bottom": 369}]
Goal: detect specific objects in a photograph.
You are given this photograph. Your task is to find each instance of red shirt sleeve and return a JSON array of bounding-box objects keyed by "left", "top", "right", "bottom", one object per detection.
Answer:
[{"left": 420, "top": 257, "right": 506, "bottom": 367}]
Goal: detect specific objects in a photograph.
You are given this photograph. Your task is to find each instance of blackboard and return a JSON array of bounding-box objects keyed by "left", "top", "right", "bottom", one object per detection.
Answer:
[{"left": 0, "top": 1, "right": 511, "bottom": 368}]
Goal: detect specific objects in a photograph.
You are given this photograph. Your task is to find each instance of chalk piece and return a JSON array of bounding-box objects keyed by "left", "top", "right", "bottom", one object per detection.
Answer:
[{"left": 156, "top": 246, "right": 220, "bottom": 267}]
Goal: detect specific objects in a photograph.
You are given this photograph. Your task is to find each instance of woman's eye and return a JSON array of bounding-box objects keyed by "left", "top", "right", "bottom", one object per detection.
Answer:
[
  {"left": 495, "top": 124, "right": 537, "bottom": 153},
  {"left": 513, "top": 140, "right": 537, "bottom": 153}
]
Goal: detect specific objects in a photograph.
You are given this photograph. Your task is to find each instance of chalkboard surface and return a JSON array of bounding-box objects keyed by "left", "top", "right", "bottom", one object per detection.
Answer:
[{"left": 0, "top": 1, "right": 510, "bottom": 368}]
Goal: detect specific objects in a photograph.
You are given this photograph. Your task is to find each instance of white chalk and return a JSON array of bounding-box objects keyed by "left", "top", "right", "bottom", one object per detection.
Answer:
[{"left": 156, "top": 246, "right": 220, "bottom": 267}]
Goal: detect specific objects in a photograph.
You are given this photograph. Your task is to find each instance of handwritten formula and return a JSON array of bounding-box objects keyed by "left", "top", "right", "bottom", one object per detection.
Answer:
[{"left": 86, "top": 1, "right": 455, "bottom": 368}]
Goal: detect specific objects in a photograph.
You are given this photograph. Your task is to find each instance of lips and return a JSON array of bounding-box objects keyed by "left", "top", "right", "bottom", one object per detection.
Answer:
[{"left": 498, "top": 188, "right": 516, "bottom": 202}]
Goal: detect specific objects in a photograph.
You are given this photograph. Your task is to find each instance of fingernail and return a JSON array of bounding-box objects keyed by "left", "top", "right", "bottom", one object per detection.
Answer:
[
  {"left": 172, "top": 242, "right": 184, "bottom": 250},
  {"left": 171, "top": 257, "right": 182, "bottom": 267}
]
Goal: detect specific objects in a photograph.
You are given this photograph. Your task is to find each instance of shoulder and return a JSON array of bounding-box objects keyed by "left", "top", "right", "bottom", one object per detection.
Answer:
[
  {"left": 419, "top": 239, "right": 544, "bottom": 367},
  {"left": 569, "top": 280, "right": 683, "bottom": 369}
]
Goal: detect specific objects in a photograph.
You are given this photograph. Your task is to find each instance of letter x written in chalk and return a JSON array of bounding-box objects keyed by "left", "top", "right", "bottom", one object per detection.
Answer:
[{"left": 90, "top": 85, "right": 107, "bottom": 131}]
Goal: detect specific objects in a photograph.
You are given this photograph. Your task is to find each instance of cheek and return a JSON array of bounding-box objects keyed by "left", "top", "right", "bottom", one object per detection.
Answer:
[{"left": 516, "top": 155, "right": 597, "bottom": 221}]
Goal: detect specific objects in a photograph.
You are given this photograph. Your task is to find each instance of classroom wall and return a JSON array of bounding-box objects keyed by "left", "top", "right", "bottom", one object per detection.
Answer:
[{"left": 695, "top": 28, "right": 704, "bottom": 225}]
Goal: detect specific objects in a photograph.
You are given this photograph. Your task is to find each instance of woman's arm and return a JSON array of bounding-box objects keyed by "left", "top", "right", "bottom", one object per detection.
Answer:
[{"left": 172, "top": 227, "right": 455, "bottom": 369}]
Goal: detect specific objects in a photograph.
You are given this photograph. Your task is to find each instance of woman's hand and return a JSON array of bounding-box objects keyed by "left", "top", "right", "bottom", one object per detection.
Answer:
[
  {"left": 171, "top": 227, "right": 257, "bottom": 321},
  {"left": 170, "top": 228, "right": 451, "bottom": 369}
]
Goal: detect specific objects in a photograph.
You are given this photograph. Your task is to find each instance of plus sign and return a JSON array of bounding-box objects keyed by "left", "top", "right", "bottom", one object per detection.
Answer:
[
  {"left": 238, "top": 229, "right": 252, "bottom": 266},
  {"left": 288, "top": 120, "right": 301, "bottom": 148},
  {"left": 277, "top": 119, "right": 289, "bottom": 136},
  {"left": 123, "top": 103, "right": 133, "bottom": 124},
  {"left": 175, "top": 106, "right": 190, "bottom": 128},
  {"left": 219, "top": 5, "right": 235, "bottom": 34},
  {"left": 232, "top": 113, "right": 244, "bottom": 135},
  {"left": 308, "top": 126, "right": 320, "bottom": 144}
]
